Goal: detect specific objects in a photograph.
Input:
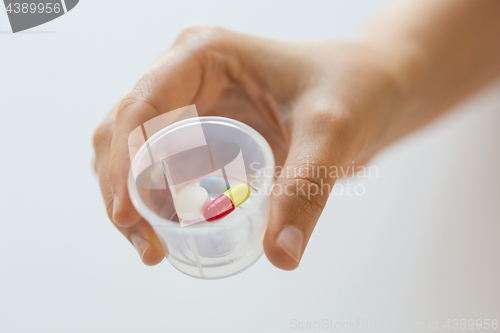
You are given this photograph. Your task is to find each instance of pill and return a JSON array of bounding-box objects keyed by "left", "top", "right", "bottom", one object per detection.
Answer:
[
  {"left": 203, "top": 183, "right": 250, "bottom": 221},
  {"left": 200, "top": 176, "right": 229, "bottom": 198},
  {"left": 174, "top": 186, "right": 211, "bottom": 221}
]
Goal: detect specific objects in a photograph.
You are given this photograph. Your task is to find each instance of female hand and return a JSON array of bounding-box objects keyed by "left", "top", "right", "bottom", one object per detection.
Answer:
[{"left": 93, "top": 24, "right": 403, "bottom": 269}]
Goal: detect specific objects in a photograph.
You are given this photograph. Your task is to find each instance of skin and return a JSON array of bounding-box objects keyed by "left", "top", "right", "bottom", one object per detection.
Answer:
[{"left": 93, "top": 0, "right": 500, "bottom": 270}]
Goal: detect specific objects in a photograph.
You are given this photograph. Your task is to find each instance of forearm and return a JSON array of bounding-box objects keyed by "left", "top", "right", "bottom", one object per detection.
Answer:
[{"left": 363, "top": 0, "right": 500, "bottom": 141}]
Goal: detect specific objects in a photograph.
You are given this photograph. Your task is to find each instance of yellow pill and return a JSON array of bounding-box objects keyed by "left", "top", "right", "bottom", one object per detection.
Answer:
[
  {"left": 225, "top": 183, "right": 250, "bottom": 208},
  {"left": 203, "top": 183, "right": 250, "bottom": 221}
]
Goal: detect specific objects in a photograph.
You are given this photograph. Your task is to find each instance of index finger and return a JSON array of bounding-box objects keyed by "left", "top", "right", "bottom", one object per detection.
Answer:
[{"left": 109, "top": 26, "right": 232, "bottom": 227}]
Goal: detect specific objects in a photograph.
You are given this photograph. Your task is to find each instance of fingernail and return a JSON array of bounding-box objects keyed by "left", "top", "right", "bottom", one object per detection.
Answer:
[
  {"left": 112, "top": 194, "right": 119, "bottom": 223},
  {"left": 276, "top": 225, "right": 303, "bottom": 263},
  {"left": 131, "top": 235, "right": 149, "bottom": 261}
]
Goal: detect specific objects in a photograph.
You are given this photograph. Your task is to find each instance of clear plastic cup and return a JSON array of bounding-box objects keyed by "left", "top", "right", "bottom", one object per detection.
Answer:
[{"left": 128, "top": 116, "right": 275, "bottom": 279}]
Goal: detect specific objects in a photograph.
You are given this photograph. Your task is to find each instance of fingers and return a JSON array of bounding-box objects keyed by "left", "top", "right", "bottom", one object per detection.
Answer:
[
  {"left": 108, "top": 25, "right": 307, "bottom": 229},
  {"left": 108, "top": 99, "right": 162, "bottom": 228},
  {"left": 108, "top": 31, "right": 209, "bottom": 228},
  {"left": 95, "top": 25, "right": 254, "bottom": 265},
  {"left": 263, "top": 104, "right": 354, "bottom": 270},
  {"left": 93, "top": 112, "right": 164, "bottom": 266},
  {"left": 115, "top": 218, "right": 166, "bottom": 266},
  {"left": 93, "top": 107, "right": 118, "bottom": 223},
  {"left": 107, "top": 24, "right": 255, "bottom": 228}
]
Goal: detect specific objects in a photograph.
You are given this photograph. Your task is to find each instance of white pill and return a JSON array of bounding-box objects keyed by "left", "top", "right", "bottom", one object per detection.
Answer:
[
  {"left": 174, "top": 186, "right": 210, "bottom": 221},
  {"left": 200, "top": 176, "right": 229, "bottom": 198}
]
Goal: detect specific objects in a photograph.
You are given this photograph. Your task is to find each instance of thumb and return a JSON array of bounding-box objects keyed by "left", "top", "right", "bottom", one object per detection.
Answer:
[{"left": 263, "top": 112, "right": 349, "bottom": 270}]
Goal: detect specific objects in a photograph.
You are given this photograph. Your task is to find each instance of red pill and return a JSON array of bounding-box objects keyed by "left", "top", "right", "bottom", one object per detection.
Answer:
[{"left": 203, "top": 183, "right": 250, "bottom": 221}]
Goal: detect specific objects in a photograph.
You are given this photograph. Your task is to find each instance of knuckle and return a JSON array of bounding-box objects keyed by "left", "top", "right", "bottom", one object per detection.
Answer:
[
  {"left": 105, "top": 198, "right": 114, "bottom": 221},
  {"left": 303, "top": 102, "right": 362, "bottom": 165},
  {"left": 282, "top": 159, "right": 330, "bottom": 185},
  {"left": 278, "top": 175, "right": 329, "bottom": 220},
  {"left": 114, "top": 84, "right": 157, "bottom": 122},
  {"left": 92, "top": 120, "right": 113, "bottom": 150},
  {"left": 119, "top": 86, "right": 150, "bottom": 113},
  {"left": 306, "top": 104, "right": 351, "bottom": 135},
  {"left": 179, "top": 23, "right": 217, "bottom": 36},
  {"left": 174, "top": 24, "right": 241, "bottom": 78},
  {"left": 176, "top": 24, "right": 226, "bottom": 53}
]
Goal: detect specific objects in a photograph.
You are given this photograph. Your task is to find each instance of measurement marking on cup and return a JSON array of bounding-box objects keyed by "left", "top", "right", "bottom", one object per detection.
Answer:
[
  {"left": 186, "top": 237, "right": 205, "bottom": 278},
  {"left": 140, "top": 124, "right": 155, "bottom": 164},
  {"left": 226, "top": 255, "right": 245, "bottom": 265}
]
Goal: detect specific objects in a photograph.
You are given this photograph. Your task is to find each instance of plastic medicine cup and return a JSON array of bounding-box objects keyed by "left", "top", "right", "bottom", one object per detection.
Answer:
[{"left": 128, "top": 117, "right": 275, "bottom": 279}]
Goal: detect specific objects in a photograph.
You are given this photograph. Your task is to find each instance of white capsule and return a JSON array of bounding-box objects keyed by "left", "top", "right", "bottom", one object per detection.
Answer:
[{"left": 174, "top": 186, "right": 210, "bottom": 221}]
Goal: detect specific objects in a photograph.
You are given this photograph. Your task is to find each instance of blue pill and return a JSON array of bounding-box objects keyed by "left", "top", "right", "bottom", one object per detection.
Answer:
[{"left": 200, "top": 176, "right": 230, "bottom": 198}]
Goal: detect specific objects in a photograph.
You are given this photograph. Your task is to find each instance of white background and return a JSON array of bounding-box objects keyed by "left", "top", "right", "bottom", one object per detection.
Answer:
[{"left": 0, "top": 1, "right": 499, "bottom": 332}]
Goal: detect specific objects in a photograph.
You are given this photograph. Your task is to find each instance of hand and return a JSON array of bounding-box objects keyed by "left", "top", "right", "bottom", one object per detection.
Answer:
[{"left": 93, "top": 25, "right": 402, "bottom": 269}]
